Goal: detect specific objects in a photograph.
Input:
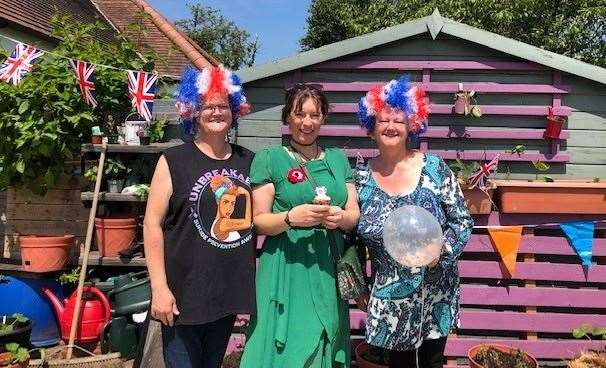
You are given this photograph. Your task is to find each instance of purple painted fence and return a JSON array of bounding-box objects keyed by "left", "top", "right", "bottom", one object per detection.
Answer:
[{"left": 329, "top": 103, "right": 573, "bottom": 116}]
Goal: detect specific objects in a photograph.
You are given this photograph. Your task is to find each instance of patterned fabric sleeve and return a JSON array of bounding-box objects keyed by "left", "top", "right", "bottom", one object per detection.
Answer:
[{"left": 438, "top": 158, "right": 473, "bottom": 267}]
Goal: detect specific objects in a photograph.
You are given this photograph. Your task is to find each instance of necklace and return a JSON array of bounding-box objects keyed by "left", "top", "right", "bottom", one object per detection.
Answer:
[{"left": 290, "top": 140, "right": 320, "bottom": 162}]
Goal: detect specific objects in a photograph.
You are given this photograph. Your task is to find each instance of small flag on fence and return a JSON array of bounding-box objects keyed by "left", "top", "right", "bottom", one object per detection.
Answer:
[
  {"left": 469, "top": 154, "right": 499, "bottom": 189},
  {"left": 127, "top": 70, "right": 157, "bottom": 121},
  {"left": 69, "top": 59, "right": 98, "bottom": 108},
  {"left": 488, "top": 225, "right": 523, "bottom": 277},
  {"left": 0, "top": 42, "right": 45, "bottom": 85},
  {"left": 560, "top": 221, "right": 595, "bottom": 267}
]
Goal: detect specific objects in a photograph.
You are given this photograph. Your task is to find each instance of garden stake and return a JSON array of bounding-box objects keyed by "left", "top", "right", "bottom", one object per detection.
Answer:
[{"left": 66, "top": 143, "right": 107, "bottom": 360}]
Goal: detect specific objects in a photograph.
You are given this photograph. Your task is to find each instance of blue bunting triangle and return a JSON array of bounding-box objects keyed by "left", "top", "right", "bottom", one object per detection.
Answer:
[{"left": 560, "top": 221, "right": 595, "bottom": 267}]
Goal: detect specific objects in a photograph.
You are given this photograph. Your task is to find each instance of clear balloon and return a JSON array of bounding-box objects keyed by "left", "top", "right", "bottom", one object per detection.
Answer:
[{"left": 383, "top": 205, "right": 444, "bottom": 267}]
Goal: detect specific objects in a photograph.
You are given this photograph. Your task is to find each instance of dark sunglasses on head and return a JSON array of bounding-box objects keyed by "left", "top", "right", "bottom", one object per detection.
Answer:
[{"left": 286, "top": 83, "right": 323, "bottom": 92}]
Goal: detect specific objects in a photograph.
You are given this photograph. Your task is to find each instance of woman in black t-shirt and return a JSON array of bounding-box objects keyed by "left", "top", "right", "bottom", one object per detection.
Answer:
[{"left": 144, "top": 65, "right": 255, "bottom": 368}]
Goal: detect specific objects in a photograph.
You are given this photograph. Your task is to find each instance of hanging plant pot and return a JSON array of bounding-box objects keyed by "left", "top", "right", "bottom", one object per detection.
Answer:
[
  {"left": 354, "top": 342, "right": 389, "bottom": 368},
  {"left": 461, "top": 183, "right": 496, "bottom": 215},
  {"left": 494, "top": 179, "right": 606, "bottom": 214},
  {"left": 545, "top": 114, "right": 566, "bottom": 139},
  {"left": 454, "top": 92, "right": 470, "bottom": 114},
  {"left": 18, "top": 235, "right": 74, "bottom": 272},
  {"left": 468, "top": 344, "right": 538, "bottom": 368},
  {"left": 94, "top": 217, "right": 137, "bottom": 257}
]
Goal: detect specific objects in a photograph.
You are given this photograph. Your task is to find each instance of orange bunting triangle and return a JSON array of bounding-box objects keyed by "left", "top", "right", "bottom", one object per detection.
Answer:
[{"left": 487, "top": 226, "right": 523, "bottom": 277}]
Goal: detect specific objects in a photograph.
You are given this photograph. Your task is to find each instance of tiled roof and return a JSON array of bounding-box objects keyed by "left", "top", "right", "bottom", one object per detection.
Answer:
[
  {"left": 93, "top": 0, "right": 218, "bottom": 77},
  {"left": 0, "top": 0, "right": 116, "bottom": 43}
]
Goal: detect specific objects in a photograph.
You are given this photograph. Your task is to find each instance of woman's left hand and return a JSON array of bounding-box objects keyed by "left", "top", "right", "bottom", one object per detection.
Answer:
[{"left": 322, "top": 206, "right": 344, "bottom": 229}]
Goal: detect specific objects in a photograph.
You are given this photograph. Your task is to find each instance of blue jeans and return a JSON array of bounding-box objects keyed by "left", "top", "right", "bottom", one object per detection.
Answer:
[{"left": 161, "top": 315, "right": 236, "bottom": 368}]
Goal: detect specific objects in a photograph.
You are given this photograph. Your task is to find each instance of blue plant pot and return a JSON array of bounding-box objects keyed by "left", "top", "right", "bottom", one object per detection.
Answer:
[{"left": 0, "top": 275, "right": 65, "bottom": 347}]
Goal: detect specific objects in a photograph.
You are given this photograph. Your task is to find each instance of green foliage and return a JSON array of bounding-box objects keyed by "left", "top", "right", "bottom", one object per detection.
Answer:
[
  {"left": 175, "top": 2, "right": 258, "bottom": 69},
  {"left": 84, "top": 166, "right": 98, "bottom": 183},
  {"left": 573, "top": 323, "right": 606, "bottom": 340},
  {"left": 0, "top": 313, "right": 30, "bottom": 334},
  {"left": 532, "top": 160, "right": 551, "bottom": 181},
  {"left": 0, "top": 15, "right": 156, "bottom": 194},
  {"left": 58, "top": 267, "right": 80, "bottom": 285},
  {"left": 4, "top": 343, "right": 30, "bottom": 364},
  {"left": 134, "top": 184, "right": 150, "bottom": 200},
  {"left": 509, "top": 145, "right": 527, "bottom": 155},
  {"left": 105, "top": 158, "right": 127, "bottom": 180},
  {"left": 301, "top": 0, "right": 606, "bottom": 67},
  {"left": 149, "top": 119, "right": 168, "bottom": 143},
  {"left": 449, "top": 159, "right": 480, "bottom": 186}
]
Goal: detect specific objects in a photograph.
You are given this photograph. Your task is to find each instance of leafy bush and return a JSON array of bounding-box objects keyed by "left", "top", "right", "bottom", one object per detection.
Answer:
[{"left": 0, "top": 15, "right": 156, "bottom": 194}]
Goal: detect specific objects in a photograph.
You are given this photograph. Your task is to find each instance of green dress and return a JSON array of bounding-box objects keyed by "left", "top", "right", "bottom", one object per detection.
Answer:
[{"left": 240, "top": 145, "right": 353, "bottom": 368}]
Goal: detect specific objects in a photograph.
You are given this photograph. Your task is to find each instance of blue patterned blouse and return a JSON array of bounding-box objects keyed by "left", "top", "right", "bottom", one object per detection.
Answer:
[{"left": 355, "top": 153, "right": 473, "bottom": 352}]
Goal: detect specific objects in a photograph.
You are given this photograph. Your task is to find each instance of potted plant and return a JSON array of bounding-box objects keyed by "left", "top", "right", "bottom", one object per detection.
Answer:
[
  {"left": 468, "top": 344, "right": 538, "bottom": 368},
  {"left": 94, "top": 217, "right": 138, "bottom": 257},
  {"left": 149, "top": 119, "right": 168, "bottom": 143},
  {"left": 105, "top": 158, "right": 127, "bottom": 193},
  {"left": 83, "top": 165, "right": 98, "bottom": 191},
  {"left": 91, "top": 126, "right": 103, "bottom": 145},
  {"left": 0, "top": 315, "right": 31, "bottom": 348},
  {"left": 0, "top": 343, "right": 31, "bottom": 368},
  {"left": 454, "top": 89, "right": 482, "bottom": 117},
  {"left": 450, "top": 159, "right": 496, "bottom": 214},
  {"left": 355, "top": 342, "right": 389, "bottom": 368}
]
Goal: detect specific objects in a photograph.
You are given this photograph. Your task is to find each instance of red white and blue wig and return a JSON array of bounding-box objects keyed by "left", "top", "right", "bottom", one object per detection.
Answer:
[
  {"left": 175, "top": 65, "right": 250, "bottom": 136},
  {"left": 358, "top": 76, "right": 429, "bottom": 138}
]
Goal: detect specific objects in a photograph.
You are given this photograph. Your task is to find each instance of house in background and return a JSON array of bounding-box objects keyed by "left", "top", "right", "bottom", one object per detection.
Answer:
[{"left": 237, "top": 9, "right": 606, "bottom": 180}]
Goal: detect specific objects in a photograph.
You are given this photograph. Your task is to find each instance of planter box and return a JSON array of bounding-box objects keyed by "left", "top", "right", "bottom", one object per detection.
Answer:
[
  {"left": 494, "top": 180, "right": 606, "bottom": 214},
  {"left": 462, "top": 184, "right": 495, "bottom": 215}
]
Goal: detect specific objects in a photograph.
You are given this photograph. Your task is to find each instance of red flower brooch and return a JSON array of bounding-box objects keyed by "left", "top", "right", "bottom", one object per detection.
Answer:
[{"left": 287, "top": 168, "right": 306, "bottom": 184}]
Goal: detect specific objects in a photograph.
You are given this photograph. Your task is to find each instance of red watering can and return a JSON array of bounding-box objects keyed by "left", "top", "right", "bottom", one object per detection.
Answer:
[{"left": 42, "top": 286, "right": 110, "bottom": 344}]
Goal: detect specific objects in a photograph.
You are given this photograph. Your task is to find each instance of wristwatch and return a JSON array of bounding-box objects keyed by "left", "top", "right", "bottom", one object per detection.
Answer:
[{"left": 284, "top": 210, "right": 292, "bottom": 227}]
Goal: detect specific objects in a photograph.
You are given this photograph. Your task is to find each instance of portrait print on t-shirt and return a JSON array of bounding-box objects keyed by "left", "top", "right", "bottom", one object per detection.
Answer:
[{"left": 188, "top": 169, "right": 252, "bottom": 250}]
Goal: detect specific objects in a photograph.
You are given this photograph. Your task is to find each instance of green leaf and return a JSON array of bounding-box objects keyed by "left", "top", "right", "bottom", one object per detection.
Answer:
[
  {"left": 572, "top": 327, "right": 586, "bottom": 339},
  {"left": 543, "top": 176, "right": 554, "bottom": 182},
  {"left": 15, "top": 347, "right": 29, "bottom": 362},
  {"left": 5, "top": 343, "right": 19, "bottom": 352},
  {"left": 580, "top": 323, "right": 594, "bottom": 334},
  {"left": 11, "top": 313, "right": 28, "bottom": 323},
  {"left": 593, "top": 327, "right": 606, "bottom": 337},
  {"left": 18, "top": 100, "right": 29, "bottom": 115},
  {"left": 532, "top": 160, "right": 550, "bottom": 172},
  {"left": 510, "top": 145, "right": 527, "bottom": 155},
  {"left": 15, "top": 160, "right": 25, "bottom": 174}
]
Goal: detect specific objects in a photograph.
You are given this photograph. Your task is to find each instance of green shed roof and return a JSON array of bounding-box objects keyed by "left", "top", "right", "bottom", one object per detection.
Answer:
[{"left": 238, "top": 9, "right": 606, "bottom": 85}]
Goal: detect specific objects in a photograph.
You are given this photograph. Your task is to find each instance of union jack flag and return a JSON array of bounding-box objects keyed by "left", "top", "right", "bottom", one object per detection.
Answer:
[
  {"left": 469, "top": 154, "right": 499, "bottom": 189},
  {"left": 69, "top": 59, "right": 97, "bottom": 108},
  {"left": 127, "top": 70, "right": 157, "bottom": 121},
  {"left": 0, "top": 42, "right": 45, "bottom": 85}
]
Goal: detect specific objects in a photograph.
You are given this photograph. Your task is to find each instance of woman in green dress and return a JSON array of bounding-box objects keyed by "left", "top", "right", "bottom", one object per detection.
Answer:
[{"left": 240, "top": 84, "right": 360, "bottom": 368}]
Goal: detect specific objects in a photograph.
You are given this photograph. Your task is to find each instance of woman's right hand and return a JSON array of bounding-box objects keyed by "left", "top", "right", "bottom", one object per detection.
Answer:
[
  {"left": 151, "top": 286, "right": 180, "bottom": 326},
  {"left": 287, "top": 204, "right": 330, "bottom": 227}
]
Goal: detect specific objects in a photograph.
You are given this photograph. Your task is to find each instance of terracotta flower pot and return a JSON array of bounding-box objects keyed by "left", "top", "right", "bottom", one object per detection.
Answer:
[
  {"left": 91, "top": 135, "right": 103, "bottom": 144},
  {"left": 468, "top": 344, "right": 538, "bottom": 368},
  {"left": 494, "top": 180, "right": 606, "bottom": 214},
  {"left": 354, "top": 342, "right": 388, "bottom": 368},
  {"left": 19, "top": 235, "right": 74, "bottom": 272},
  {"left": 94, "top": 217, "right": 137, "bottom": 257},
  {"left": 545, "top": 115, "right": 566, "bottom": 139},
  {"left": 462, "top": 184, "right": 495, "bottom": 214}
]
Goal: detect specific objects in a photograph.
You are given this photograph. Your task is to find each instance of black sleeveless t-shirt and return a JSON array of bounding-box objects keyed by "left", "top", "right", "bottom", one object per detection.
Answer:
[{"left": 162, "top": 142, "right": 256, "bottom": 325}]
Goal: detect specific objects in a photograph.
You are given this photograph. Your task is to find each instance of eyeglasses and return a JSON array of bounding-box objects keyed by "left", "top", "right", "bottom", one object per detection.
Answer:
[
  {"left": 376, "top": 119, "right": 407, "bottom": 125},
  {"left": 202, "top": 104, "right": 230, "bottom": 113}
]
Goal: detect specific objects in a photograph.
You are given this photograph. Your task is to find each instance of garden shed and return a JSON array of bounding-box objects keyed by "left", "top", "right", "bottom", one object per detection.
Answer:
[{"left": 231, "top": 9, "right": 606, "bottom": 366}]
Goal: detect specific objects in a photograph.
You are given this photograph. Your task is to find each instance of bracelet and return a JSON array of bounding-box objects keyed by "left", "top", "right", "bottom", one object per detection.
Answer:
[{"left": 284, "top": 210, "right": 292, "bottom": 227}]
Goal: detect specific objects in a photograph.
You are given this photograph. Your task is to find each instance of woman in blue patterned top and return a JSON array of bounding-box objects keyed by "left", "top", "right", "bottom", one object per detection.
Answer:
[{"left": 355, "top": 76, "right": 473, "bottom": 368}]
